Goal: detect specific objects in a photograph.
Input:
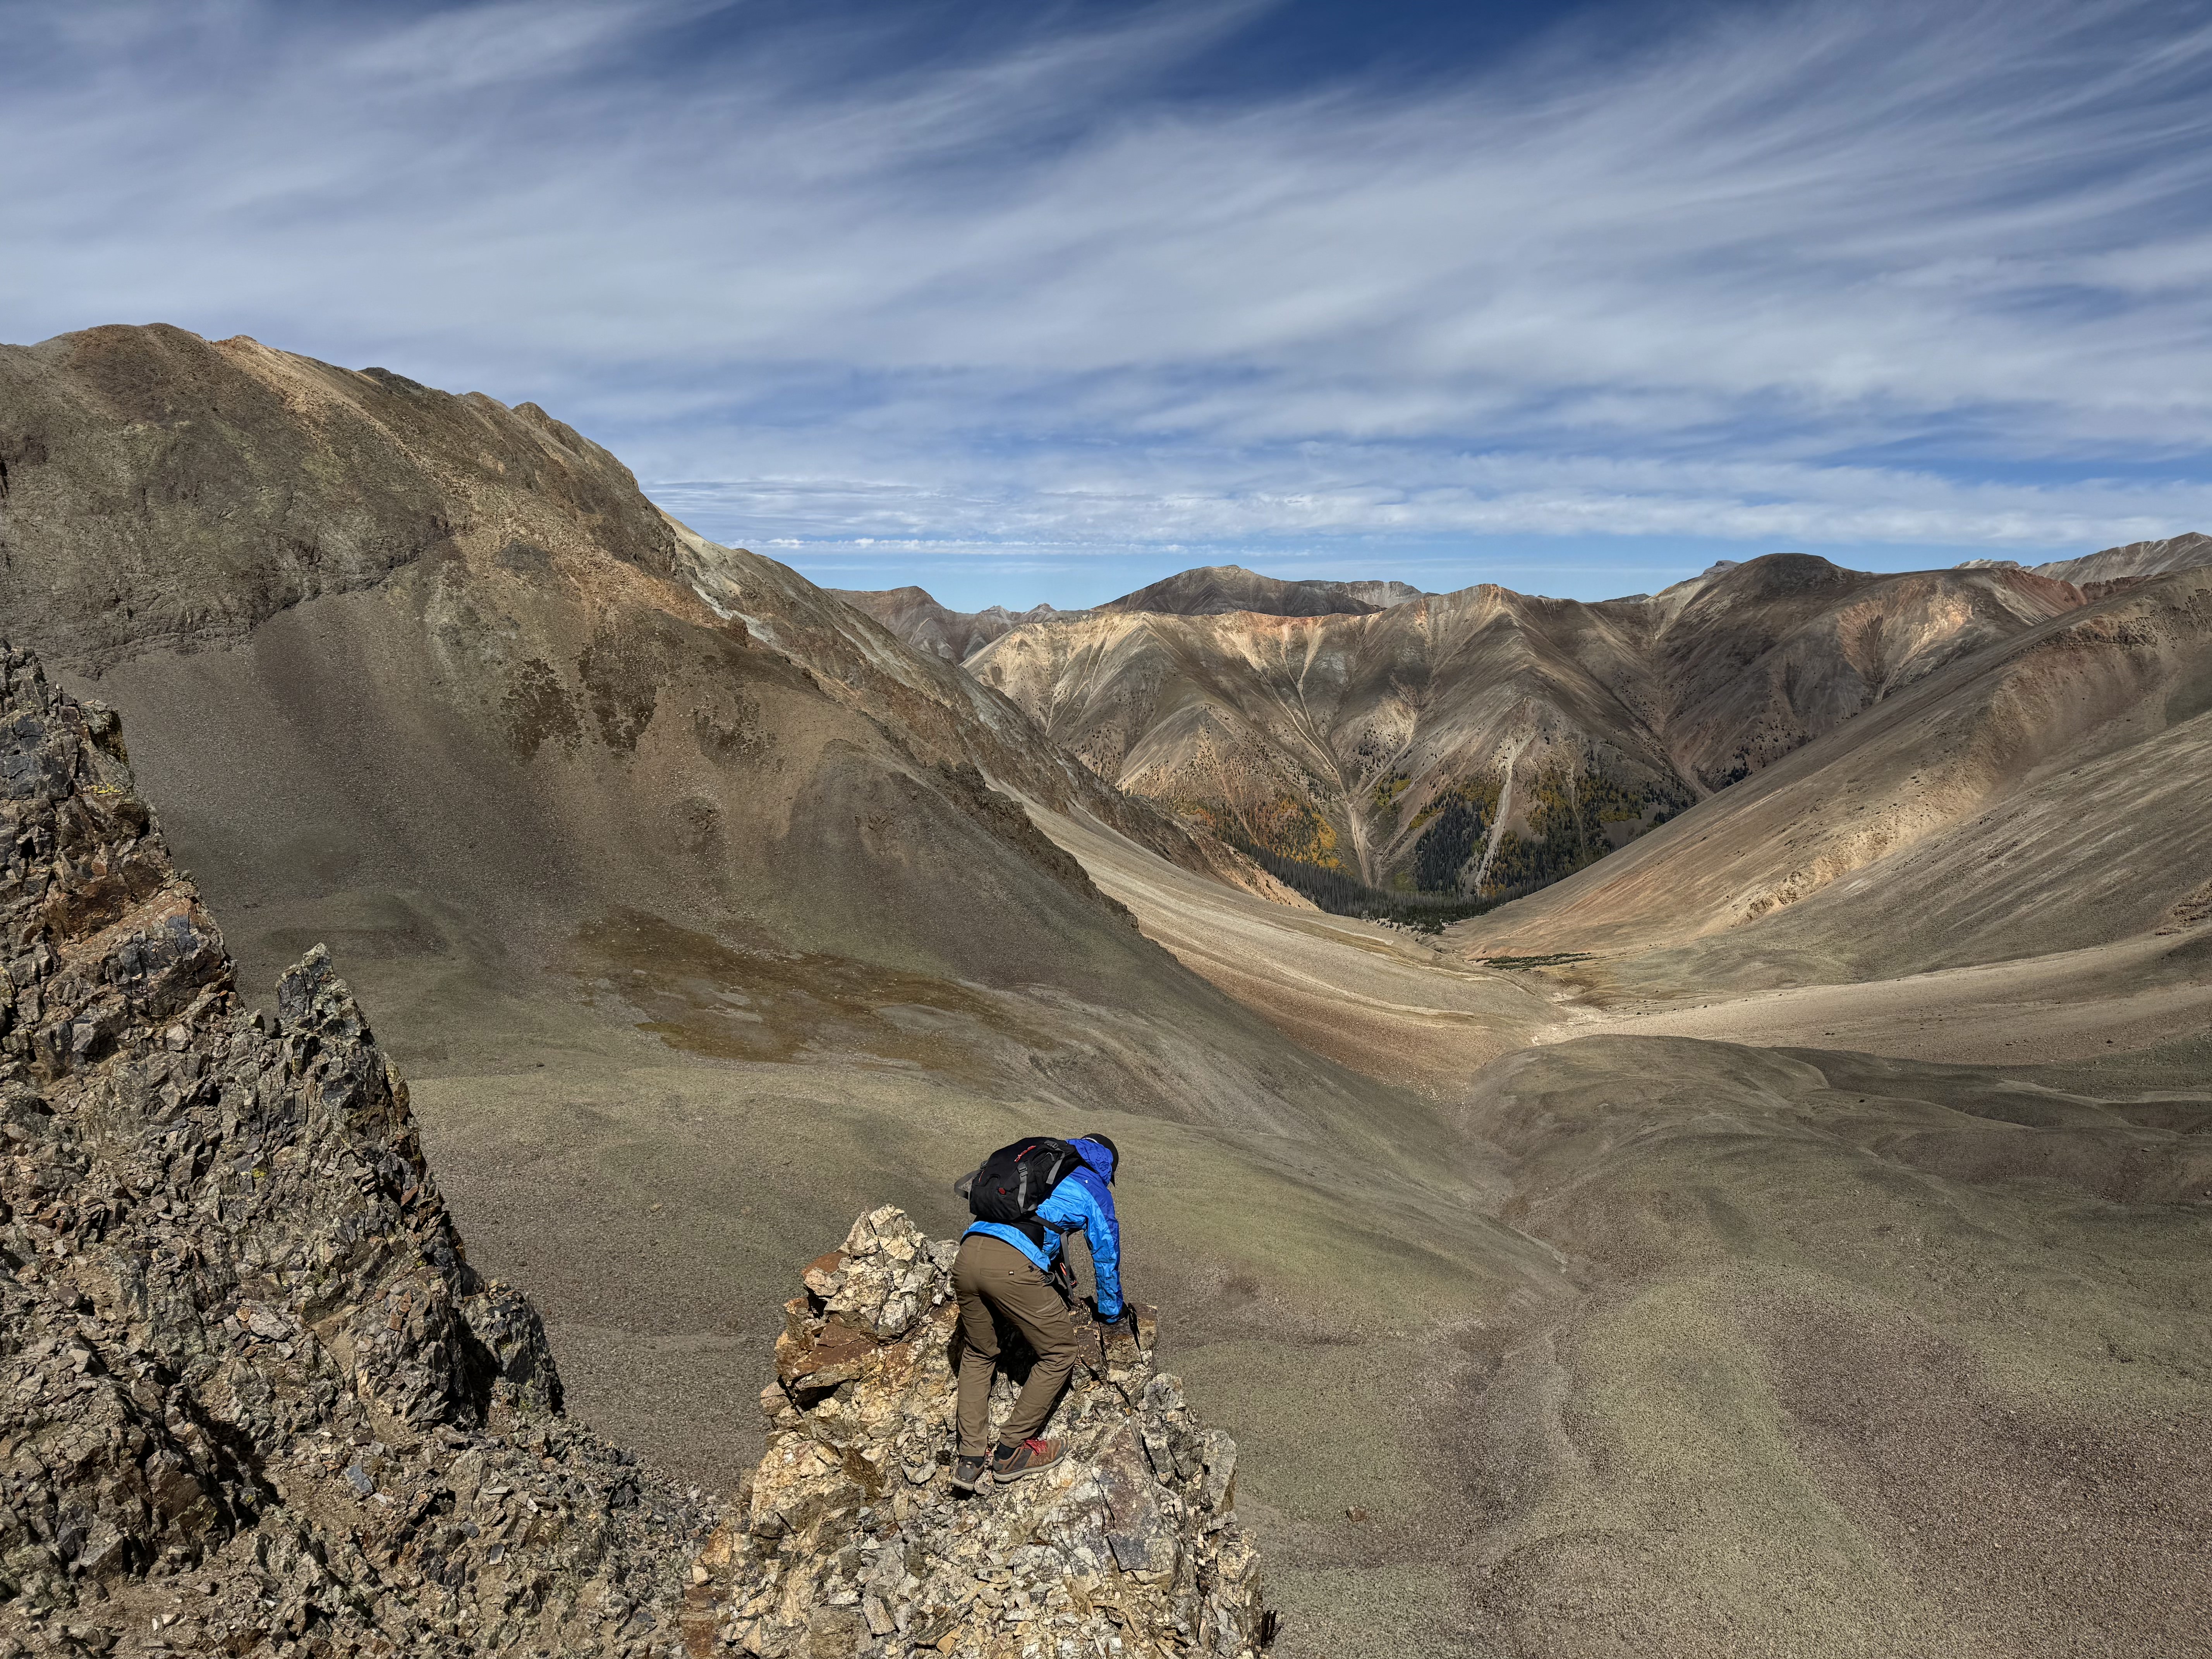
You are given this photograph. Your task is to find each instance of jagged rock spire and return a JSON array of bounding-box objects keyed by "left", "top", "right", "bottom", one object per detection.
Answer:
[{"left": 0, "top": 644, "right": 715, "bottom": 1654}]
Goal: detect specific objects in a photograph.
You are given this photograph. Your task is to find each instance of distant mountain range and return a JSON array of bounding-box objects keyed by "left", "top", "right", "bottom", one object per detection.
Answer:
[
  {"left": 839, "top": 539, "right": 2208, "bottom": 907},
  {"left": 1458, "top": 554, "right": 2212, "bottom": 990},
  {"left": 831, "top": 564, "right": 1432, "bottom": 662},
  {"left": 1961, "top": 532, "right": 2212, "bottom": 589},
  {"left": 1097, "top": 565, "right": 1427, "bottom": 617}
]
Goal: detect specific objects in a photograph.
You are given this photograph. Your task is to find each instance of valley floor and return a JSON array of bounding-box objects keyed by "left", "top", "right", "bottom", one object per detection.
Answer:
[
  {"left": 1039, "top": 807, "right": 1558, "bottom": 1092},
  {"left": 1034, "top": 801, "right": 2212, "bottom": 1659},
  {"left": 1044, "top": 798, "right": 2212, "bottom": 1075}
]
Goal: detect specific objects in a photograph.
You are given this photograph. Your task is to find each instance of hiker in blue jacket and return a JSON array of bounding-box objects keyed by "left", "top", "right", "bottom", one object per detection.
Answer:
[{"left": 950, "top": 1134, "right": 1123, "bottom": 1493}]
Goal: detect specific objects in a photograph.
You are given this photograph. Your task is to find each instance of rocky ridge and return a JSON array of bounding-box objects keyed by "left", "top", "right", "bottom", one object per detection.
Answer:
[
  {"left": 2010, "top": 531, "right": 2211, "bottom": 589},
  {"left": 0, "top": 641, "right": 724, "bottom": 1656},
  {"left": 0, "top": 638, "right": 1268, "bottom": 1658},
  {"left": 1095, "top": 568, "right": 1388, "bottom": 620},
  {"left": 833, "top": 567, "right": 1431, "bottom": 666},
  {"left": 732, "top": 1206, "right": 1267, "bottom": 1659}
]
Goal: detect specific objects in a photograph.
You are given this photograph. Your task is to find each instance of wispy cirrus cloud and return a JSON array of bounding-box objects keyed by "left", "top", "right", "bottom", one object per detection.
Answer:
[
  {"left": 652, "top": 448, "right": 2212, "bottom": 576},
  {"left": 6, "top": 0, "right": 2212, "bottom": 603}
]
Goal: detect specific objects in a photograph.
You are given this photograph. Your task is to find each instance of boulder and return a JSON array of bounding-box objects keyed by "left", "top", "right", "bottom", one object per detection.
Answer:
[{"left": 727, "top": 1205, "right": 1269, "bottom": 1658}]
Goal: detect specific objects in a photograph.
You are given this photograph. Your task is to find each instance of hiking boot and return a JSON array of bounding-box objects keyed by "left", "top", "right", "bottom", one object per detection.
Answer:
[
  {"left": 950, "top": 1453, "right": 988, "bottom": 1494},
  {"left": 989, "top": 1438, "right": 1062, "bottom": 1482}
]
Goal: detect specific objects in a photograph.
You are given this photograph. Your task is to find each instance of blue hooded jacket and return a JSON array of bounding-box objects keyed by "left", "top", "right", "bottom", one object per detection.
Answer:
[{"left": 963, "top": 1137, "right": 1123, "bottom": 1319}]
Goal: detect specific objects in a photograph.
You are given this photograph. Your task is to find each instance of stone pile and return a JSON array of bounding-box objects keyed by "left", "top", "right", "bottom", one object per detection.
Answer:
[
  {"left": 0, "top": 645, "right": 721, "bottom": 1657},
  {"left": 723, "top": 1205, "right": 1269, "bottom": 1659}
]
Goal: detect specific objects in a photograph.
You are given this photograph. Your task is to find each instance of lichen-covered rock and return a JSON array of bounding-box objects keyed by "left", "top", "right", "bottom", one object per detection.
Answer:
[
  {"left": 0, "top": 644, "right": 725, "bottom": 1657},
  {"left": 727, "top": 1205, "right": 1269, "bottom": 1659}
]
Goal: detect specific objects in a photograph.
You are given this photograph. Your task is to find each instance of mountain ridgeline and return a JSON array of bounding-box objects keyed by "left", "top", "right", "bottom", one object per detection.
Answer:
[
  {"left": 832, "top": 566, "right": 1425, "bottom": 663},
  {"left": 945, "top": 556, "right": 2138, "bottom": 911}
]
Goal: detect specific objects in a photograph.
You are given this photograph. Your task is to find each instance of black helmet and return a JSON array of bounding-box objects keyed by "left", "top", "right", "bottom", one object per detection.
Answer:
[{"left": 1080, "top": 1132, "right": 1120, "bottom": 1182}]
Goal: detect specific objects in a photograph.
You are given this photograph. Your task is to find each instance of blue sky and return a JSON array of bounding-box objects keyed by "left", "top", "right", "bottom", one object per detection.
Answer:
[{"left": 10, "top": 0, "right": 2212, "bottom": 608}]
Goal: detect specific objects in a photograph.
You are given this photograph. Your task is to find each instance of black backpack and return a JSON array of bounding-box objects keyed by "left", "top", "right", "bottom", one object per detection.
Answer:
[{"left": 956, "top": 1137, "right": 1081, "bottom": 1243}]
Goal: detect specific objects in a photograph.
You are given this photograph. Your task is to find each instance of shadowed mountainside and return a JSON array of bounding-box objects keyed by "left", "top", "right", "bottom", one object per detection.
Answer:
[{"left": 968, "top": 556, "right": 2088, "bottom": 897}]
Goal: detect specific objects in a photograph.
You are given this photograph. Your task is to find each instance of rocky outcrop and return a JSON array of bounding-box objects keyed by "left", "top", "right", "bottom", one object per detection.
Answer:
[
  {"left": 725, "top": 1206, "right": 1269, "bottom": 1659},
  {"left": 0, "top": 639, "right": 1269, "bottom": 1658},
  {"left": 0, "top": 643, "right": 718, "bottom": 1657}
]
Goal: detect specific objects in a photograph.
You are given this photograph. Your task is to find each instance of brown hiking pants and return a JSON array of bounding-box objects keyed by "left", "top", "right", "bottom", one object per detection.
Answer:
[{"left": 951, "top": 1233, "right": 1079, "bottom": 1456}]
